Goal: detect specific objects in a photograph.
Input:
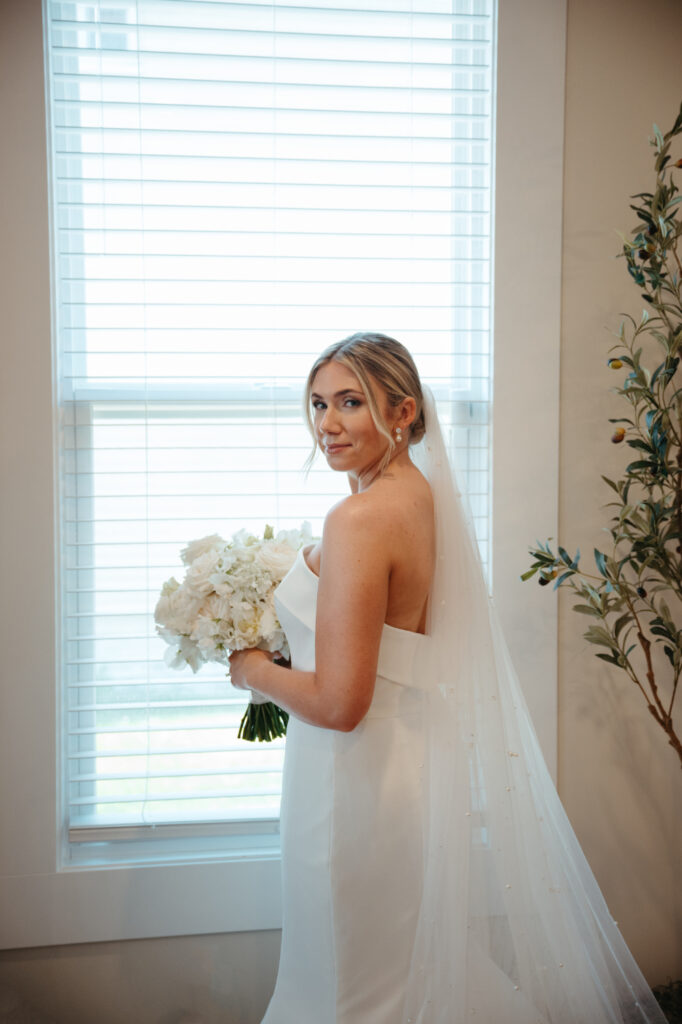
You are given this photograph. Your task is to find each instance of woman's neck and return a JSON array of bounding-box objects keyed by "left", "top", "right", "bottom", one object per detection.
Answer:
[{"left": 348, "top": 448, "right": 413, "bottom": 493}]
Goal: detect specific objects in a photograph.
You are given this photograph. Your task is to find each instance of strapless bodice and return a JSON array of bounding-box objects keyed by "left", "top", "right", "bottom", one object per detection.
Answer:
[{"left": 274, "top": 547, "right": 431, "bottom": 699}]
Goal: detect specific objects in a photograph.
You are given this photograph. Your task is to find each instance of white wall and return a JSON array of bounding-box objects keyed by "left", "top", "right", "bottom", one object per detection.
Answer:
[
  {"left": 558, "top": 0, "right": 682, "bottom": 984},
  {"left": 0, "top": 0, "right": 680, "bottom": 1020}
]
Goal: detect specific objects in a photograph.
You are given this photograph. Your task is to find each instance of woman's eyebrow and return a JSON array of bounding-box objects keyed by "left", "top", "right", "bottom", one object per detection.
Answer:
[{"left": 311, "top": 388, "right": 363, "bottom": 399}]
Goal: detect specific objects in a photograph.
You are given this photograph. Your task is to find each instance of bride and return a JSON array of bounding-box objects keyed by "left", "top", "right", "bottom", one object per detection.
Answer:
[{"left": 228, "top": 333, "right": 666, "bottom": 1024}]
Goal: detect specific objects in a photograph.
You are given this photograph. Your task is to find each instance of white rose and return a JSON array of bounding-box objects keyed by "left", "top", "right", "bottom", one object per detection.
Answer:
[
  {"left": 180, "top": 534, "right": 225, "bottom": 567},
  {"left": 155, "top": 586, "right": 202, "bottom": 634},
  {"left": 156, "top": 585, "right": 201, "bottom": 630},
  {"left": 184, "top": 549, "right": 223, "bottom": 598},
  {"left": 256, "top": 540, "right": 297, "bottom": 580}
]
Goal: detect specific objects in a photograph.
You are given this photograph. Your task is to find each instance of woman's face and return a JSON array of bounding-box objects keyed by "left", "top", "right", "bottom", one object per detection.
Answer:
[{"left": 310, "top": 360, "right": 393, "bottom": 479}]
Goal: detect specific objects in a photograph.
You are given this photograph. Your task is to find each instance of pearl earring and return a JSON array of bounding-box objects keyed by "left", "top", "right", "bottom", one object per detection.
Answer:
[{"left": 395, "top": 426, "right": 402, "bottom": 442}]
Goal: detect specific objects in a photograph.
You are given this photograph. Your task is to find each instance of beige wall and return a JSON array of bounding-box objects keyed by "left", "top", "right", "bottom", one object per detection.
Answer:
[
  {"left": 0, "top": 932, "right": 280, "bottom": 1024},
  {"left": 558, "top": 0, "right": 682, "bottom": 984},
  {"left": 0, "top": 0, "right": 680, "bottom": 1020}
]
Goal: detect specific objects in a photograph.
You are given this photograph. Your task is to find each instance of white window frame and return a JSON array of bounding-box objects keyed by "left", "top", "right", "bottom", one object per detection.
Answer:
[{"left": 0, "top": 0, "right": 564, "bottom": 949}]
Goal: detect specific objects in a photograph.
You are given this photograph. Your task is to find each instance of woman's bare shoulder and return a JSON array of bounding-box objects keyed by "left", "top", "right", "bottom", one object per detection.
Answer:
[
  {"left": 324, "top": 467, "right": 433, "bottom": 553},
  {"left": 322, "top": 490, "right": 389, "bottom": 548}
]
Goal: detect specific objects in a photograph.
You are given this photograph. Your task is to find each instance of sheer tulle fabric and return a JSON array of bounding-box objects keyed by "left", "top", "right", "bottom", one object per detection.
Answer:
[{"left": 403, "top": 388, "right": 665, "bottom": 1023}]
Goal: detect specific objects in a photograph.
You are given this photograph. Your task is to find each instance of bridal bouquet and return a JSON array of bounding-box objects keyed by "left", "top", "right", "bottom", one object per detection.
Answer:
[{"left": 154, "top": 522, "right": 312, "bottom": 741}]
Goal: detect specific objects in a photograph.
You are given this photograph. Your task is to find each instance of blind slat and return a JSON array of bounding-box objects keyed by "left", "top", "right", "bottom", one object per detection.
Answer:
[
  {"left": 68, "top": 745, "right": 281, "bottom": 757},
  {"left": 71, "top": 767, "right": 285, "bottom": 782},
  {"left": 68, "top": 786, "right": 280, "bottom": 802}
]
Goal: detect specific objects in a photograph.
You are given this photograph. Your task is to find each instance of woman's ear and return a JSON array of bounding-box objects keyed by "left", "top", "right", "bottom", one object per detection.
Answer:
[{"left": 396, "top": 396, "right": 417, "bottom": 431}]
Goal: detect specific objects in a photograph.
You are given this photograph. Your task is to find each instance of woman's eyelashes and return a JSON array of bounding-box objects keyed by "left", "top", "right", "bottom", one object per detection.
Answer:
[{"left": 312, "top": 397, "right": 362, "bottom": 411}]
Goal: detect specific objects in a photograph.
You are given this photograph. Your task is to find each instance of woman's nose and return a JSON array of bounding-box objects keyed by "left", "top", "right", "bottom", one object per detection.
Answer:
[{"left": 319, "top": 406, "right": 340, "bottom": 433}]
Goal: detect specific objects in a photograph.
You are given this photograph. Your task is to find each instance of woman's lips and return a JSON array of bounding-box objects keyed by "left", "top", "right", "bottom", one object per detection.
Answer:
[{"left": 323, "top": 443, "right": 350, "bottom": 454}]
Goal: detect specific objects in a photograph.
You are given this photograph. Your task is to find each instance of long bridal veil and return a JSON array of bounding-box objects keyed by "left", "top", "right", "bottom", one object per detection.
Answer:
[{"left": 405, "top": 387, "right": 666, "bottom": 1023}]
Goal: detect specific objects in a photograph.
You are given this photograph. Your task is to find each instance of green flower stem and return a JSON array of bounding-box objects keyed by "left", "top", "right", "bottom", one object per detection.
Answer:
[{"left": 238, "top": 700, "right": 289, "bottom": 742}]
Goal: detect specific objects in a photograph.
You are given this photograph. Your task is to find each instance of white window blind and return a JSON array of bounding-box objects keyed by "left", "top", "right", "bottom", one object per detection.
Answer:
[{"left": 46, "top": 0, "right": 495, "bottom": 842}]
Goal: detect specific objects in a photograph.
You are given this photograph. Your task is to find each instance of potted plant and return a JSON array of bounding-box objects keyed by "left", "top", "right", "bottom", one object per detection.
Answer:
[{"left": 524, "top": 104, "right": 682, "bottom": 769}]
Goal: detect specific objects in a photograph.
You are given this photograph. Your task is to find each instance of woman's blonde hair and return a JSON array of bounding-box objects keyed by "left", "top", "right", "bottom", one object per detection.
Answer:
[{"left": 304, "top": 332, "right": 426, "bottom": 475}]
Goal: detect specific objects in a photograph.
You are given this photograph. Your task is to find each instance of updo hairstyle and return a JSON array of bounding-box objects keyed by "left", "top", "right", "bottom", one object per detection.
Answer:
[{"left": 304, "top": 332, "right": 426, "bottom": 475}]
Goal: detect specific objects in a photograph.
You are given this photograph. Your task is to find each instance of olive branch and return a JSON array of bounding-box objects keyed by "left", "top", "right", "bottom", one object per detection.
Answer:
[{"left": 524, "top": 103, "right": 682, "bottom": 768}]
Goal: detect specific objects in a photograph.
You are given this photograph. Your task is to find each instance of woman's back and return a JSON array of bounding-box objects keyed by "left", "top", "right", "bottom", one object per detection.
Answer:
[{"left": 305, "top": 461, "right": 435, "bottom": 635}]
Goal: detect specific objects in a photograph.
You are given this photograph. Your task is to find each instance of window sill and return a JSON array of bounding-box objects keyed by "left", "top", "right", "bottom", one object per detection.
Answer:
[{"left": 66, "top": 820, "right": 280, "bottom": 869}]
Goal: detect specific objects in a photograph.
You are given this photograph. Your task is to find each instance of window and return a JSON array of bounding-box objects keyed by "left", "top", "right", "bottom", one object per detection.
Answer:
[
  {"left": 46, "top": 0, "right": 495, "bottom": 855},
  {"left": 0, "top": 0, "right": 566, "bottom": 951}
]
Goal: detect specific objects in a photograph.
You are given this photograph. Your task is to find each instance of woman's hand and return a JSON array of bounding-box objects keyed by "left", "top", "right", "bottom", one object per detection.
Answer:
[{"left": 228, "top": 648, "right": 279, "bottom": 693}]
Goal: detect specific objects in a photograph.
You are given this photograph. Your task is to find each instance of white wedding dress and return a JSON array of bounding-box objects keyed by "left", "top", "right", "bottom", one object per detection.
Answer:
[
  {"left": 261, "top": 389, "right": 667, "bottom": 1024},
  {"left": 263, "top": 546, "right": 429, "bottom": 1022}
]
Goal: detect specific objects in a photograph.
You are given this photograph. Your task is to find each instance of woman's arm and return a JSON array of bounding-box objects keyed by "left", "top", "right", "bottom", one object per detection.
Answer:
[{"left": 229, "top": 496, "right": 392, "bottom": 731}]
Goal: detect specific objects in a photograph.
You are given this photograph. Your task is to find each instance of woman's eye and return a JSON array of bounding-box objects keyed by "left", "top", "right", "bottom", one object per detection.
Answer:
[
  {"left": 344, "top": 398, "right": 360, "bottom": 408},
  {"left": 312, "top": 400, "right": 326, "bottom": 411}
]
